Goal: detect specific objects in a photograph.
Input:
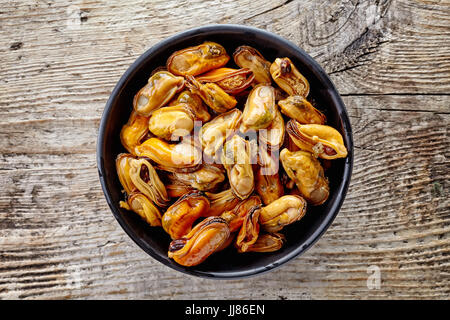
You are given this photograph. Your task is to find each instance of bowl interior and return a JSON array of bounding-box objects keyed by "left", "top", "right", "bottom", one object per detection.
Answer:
[{"left": 97, "top": 25, "right": 353, "bottom": 278}]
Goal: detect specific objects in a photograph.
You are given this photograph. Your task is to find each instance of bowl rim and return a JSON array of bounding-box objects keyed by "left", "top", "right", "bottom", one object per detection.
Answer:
[{"left": 97, "top": 24, "right": 354, "bottom": 279}]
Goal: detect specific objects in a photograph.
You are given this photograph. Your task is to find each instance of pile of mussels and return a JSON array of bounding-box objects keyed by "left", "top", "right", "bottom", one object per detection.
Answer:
[{"left": 116, "top": 41, "right": 348, "bottom": 267}]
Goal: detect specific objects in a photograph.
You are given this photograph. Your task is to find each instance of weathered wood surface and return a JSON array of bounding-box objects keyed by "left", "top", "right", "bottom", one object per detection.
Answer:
[{"left": 0, "top": 0, "right": 449, "bottom": 299}]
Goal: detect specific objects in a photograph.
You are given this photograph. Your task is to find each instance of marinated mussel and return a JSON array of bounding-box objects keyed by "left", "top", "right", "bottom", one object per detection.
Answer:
[
  {"left": 199, "top": 108, "right": 242, "bottom": 159},
  {"left": 197, "top": 67, "right": 254, "bottom": 95},
  {"left": 135, "top": 137, "right": 202, "bottom": 169},
  {"left": 133, "top": 71, "right": 185, "bottom": 116},
  {"left": 278, "top": 95, "right": 326, "bottom": 125},
  {"left": 127, "top": 157, "right": 169, "bottom": 207},
  {"left": 259, "top": 195, "right": 307, "bottom": 233},
  {"left": 186, "top": 76, "right": 237, "bottom": 113},
  {"left": 235, "top": 205, "right": 261, "bottom": 253},
  {"left": 168, "top": 216, "right": 230, "bottom": 267},
  {"left": 221, "top": 135, "right": 254, "bottom": 200},
  {"left": 255, "top": 167, "right": 284, "bottom": 205},
  {"left": 270, "top": 57, "right": 309, "bottom": 97},
  {"left": 233, "top": 45, "right": 272, "bottom": 84},
  {"left": 258, "top": 107, "right": 285, "bottom": 150},
  {"left": 162, "top": 191, "right": 210, "bottom": 240},
  {"left": 167, "top": 41, "right": 230, "bottom": 76},
  {"left": 280, "top": 149, "right": 330, "bottom": 205},
  {"left": 120, "top": 192, "right": 162, "bottom": 227},
  {"left": 148, "top": 104, "right": 195, "bottom": 140},
  {"left": 220, "top": 195, "right": 262, "bottom": 232},
  {"left": 169, "top": 90, "right": 211, "bottom": 123},
  {"left": 286, "top": 121, "right": 348, "bottom": 159},
  {"left": 245, "top": 232, "right": 285, "bottom": 253},
  {"left": 240, "top": 85, "right": 276, "bottom": 133},
  {"left": 204, "top": 189, "right": 241, "bottom": 217},
  {"left": 169, "top": 164, "right": 225, "bottom": 191},
  {"left": 120, "top": 111, "right": 149, "bottom": 155}
]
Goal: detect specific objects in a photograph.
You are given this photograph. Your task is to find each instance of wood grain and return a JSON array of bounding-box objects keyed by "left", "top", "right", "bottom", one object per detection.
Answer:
[{"left": 0, "top": 0, "right": 449, "bottom": 299}]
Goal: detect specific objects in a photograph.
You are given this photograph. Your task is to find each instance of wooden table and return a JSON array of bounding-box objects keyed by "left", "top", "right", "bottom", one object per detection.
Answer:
[{"left": 1, "top": 0, "right": 449, "bottom": 299}]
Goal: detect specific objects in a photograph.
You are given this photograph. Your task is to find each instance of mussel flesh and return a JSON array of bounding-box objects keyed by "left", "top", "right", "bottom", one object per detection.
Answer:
[
  {"left": 270, "top": 57, "right": 309, "bottom": 97},
  {"left": 169, "top": 90, "right": 211, "bottom": 123},
  {"left": 133, "top": 71, "right": 184, "bottom": 116},
  {"left": 259, "top": 195, "right": 307, "bottom": 233},
  {"left": 167, "top": 41, "right": 230, "bottom": 76},
  {"left": 135, "top": 138, "right": 202, "bottom": 169},
  {"left": 233, "top": 45, "right": 272, "bottom": 84},
  {"left": 168, "top": 216, "right": 230, "bottom": 266},
  {"left": 204, "top": 189, "right": 241, "bottom": 217},
  {"left": 162, "top": 191, "right": 210, "bottom": 239},
  {"left": 240, "top": 85, "right": 276, "bottom": 133},
  {"left": 169, "top": 164, "right": 225, "bottom": 191},
  {"left": 199, "top": 108, "right": 242, "bottom": 159},
  {"left": 120, "top": 192, "right": 162, "bottom": 227},
  {"left": 278, "top": 95, "right": 326, "bottom": 125},
  {"left": 196, "top": 67, "right": 254, "bottom": 95},
  {"left": 221, "top": 135, "right": 254, "bottom": 200},
  {"left": 255, "top": 167, "right": 284, "bottom": 205},
  {"left": 186, "top": 76, "right": 237, "bottom": 113},
  {"left": 148, "top": 104, "right": 195, "bottom": 140},
  {"left": 286, "top": 121, "right": 348, "bottom": 159},
  {"left": 220, "top": 195, "right": 261, "bottom": 232},
  {"left": 116, "top": 153, "right": 137, "bottom": 195},
  {"left": 235, "top": 206, "right": 261, "bottom": 253},
  {"left": 120, "top": 111, "right": 149, "bottom": 155},
  {"left": 127, "top": 157, "right": 169, "bottom": 207},
  {"left": 280, "top": 148, "right": 330, "bottom": 205},
  {"left": 258, "top": 107, "right": 285, "bottom": 150}
]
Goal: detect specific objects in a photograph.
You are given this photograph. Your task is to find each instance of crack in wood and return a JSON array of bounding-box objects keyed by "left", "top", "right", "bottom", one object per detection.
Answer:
[{"left": 244, "top": 0, "right": 294, "bottom": 21}]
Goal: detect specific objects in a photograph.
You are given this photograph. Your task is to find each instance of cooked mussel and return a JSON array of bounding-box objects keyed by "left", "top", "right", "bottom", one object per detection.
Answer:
[
  {"left": 235, "top": 205, "right": 261, "bottom": 253},
  {"left": 259, "top": 195, "right": 307, "bottom": 233},
  {"left": 120, "top": 111, "right": 149, "bottom": 155},
  {"left": 245, "top": 232, "right": 285, "bottom": 253},
  {"left": 168, "top": 216, "right": 230, "bottom": 267},
  {"left": 196, "top": 68, "right": 254, "bottom": 95},
  {"left": 204, "top": 189, "right": 241, "bottom": 217},
  {"left": 199, "top": 108, "right": 242, "bottom": 159},
  {"left": 286, "top": 121, "right": 348, "bottom": 159},
  {"left": 278, "top": 95, "right": 326, "bottom": 125},
  {"left": 221, "top": 135, "right": 254, "bottom": 200},
  {"left": 220, "top": 195, "right": 262, "bottom": 232},
  {"left": 148, "top": 104, "right": 195, "bottom": 140},
  {"left": 186, "top": 76, "right": 237, "bottom": 113},
  {"left": 270, "top": 57, "right": 309, "bottom": 97},
  {"left": 255, "top": 167, "right": 284, "bottom": 205},
  {"left": 233, "top": 45, "right": 272, "bottom": 84},
  {"left": 240, "top": 85, "right": 276, "bottom": 132},
  {"left": 169, "top": 90, "right": 211, "bottom": 123},
  {"left": 166, "top": 41, "right": 230, "bottom": 76},
  {"left": 116, "top": 153, "right": 137, "bottom": 195},
  {"left": 116, "top": 154, "right": 169, "bottom": 206},
  {"left": 133, "top": 71, "right": 185, "bottom": 116},
  {"left": 166, "top": 184, "right": 194, "bottom": 198},
  {"left": 162, "top": 191, "right": 210, "bottom": 240},
  {"left": 169, "top": 164, "right": 225, "bottom": 191},
  {"left": 120, "top": 192, "right": 161, "bottom": 227},
  {"left": 280, "top": 149, "right": 330, "bottom": 205},
  {"left": 258, "top": 107, "right": 285, "bottom": 150},
  {"left": 135, "top": 138, "right": 202, "bottom": 169},
  {"left": 127, "top": 157, "right": 169, "bottom": 207}
]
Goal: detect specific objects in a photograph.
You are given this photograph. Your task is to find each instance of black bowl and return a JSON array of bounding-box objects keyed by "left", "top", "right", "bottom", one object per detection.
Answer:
[{"left": 97, "top": 24, "right": 353, "bottom": 279}]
